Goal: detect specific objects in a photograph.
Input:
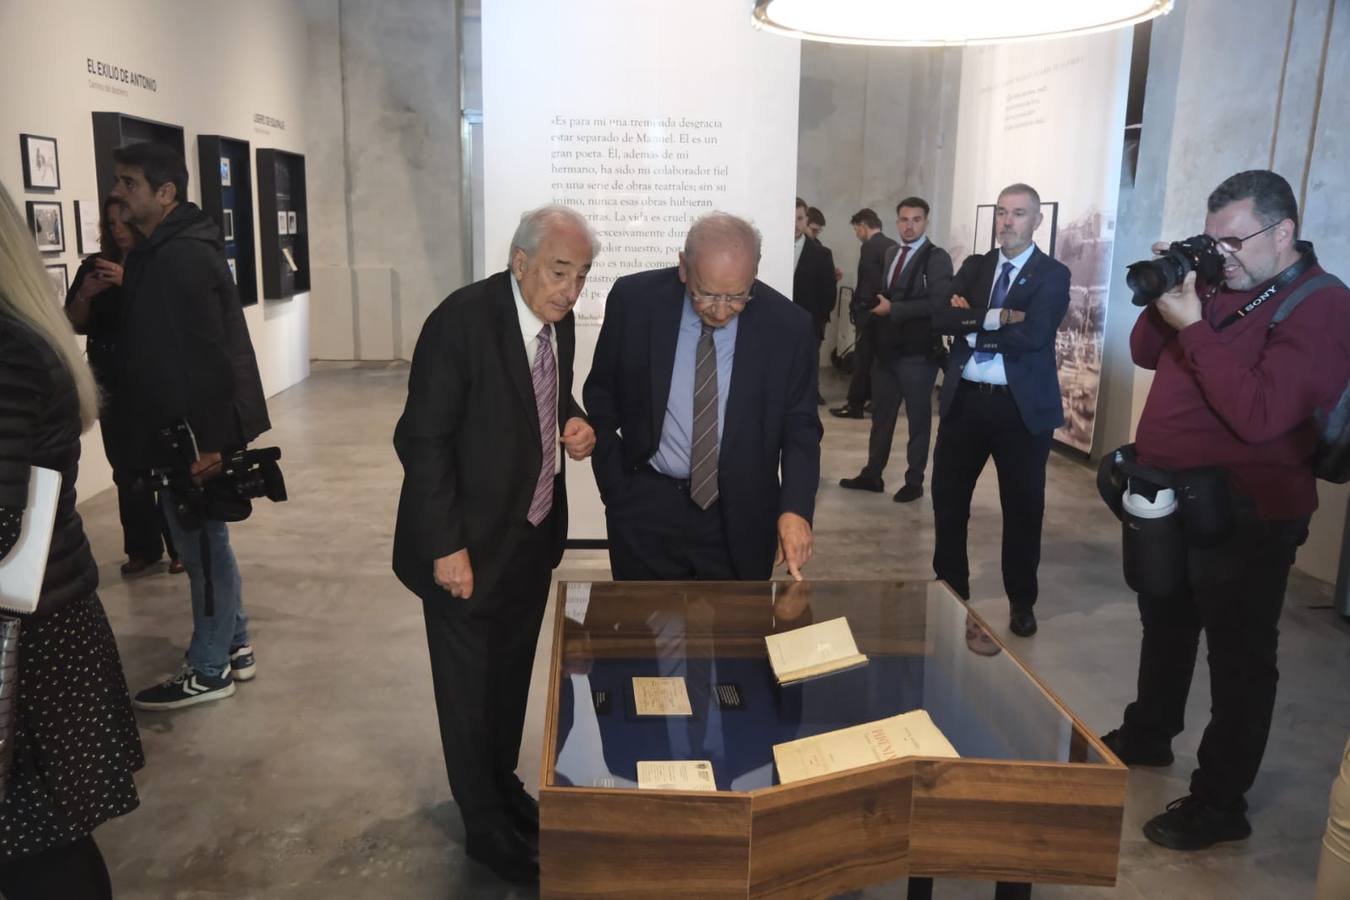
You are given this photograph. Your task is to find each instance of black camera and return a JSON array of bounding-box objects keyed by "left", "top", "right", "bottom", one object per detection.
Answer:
[
  {"left": 1125, "top": 234, "right": 1225, "bottom": 306},
  {"left": 150, "top": 420, "right": 287, "bottom": 530}
]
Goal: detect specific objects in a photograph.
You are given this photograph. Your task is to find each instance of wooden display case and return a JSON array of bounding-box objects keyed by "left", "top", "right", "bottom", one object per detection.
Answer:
[
  {"left": 539, "top": 580, "right": 1127, "bottom": 899},
  {"left": 255, "top": 148, "right": 309, "bottom": 300},
  {"left": 197, "top": 135, "right": 257, "bottom": 306}
]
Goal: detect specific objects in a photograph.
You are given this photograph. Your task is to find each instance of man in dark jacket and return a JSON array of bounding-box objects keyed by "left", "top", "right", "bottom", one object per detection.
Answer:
[
  {"left": 832, "top": 208, "right": 897, "bottom": 419},
  {"left": 840, "top": 198, "right": 952, "bottom": 501},
  {"left": 793, "top": 198, "right": 836, "bottom": 405},
  {"left": 109, "top": 142, "right": 270, "bottom": 711}
]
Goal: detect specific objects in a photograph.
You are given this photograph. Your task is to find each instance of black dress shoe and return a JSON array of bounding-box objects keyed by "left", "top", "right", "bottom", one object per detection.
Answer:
[
  {"left": 502, "top": 787, "right": 539, "bottom": 836},
  {"left": 1009, "top": 605, "right": 1037, "bottom": 637},
  {"left": 465, "top": 826, "right": 539, "bottom": 884},
  {"left": 893, "top": 484, "right": 924, "bottom": 503},
  {"left": 830, "top": 404, "right": 864, "bottom": 418},
  {"left": 1100, "top": 727, "right": 1174, "bottom": 766},
  {"left": 840, "top": 474, "right": 884, "bottom": 493},
  {"left": 120, "top": 556, "right": 161, "bottom": 576},
  {"left": 1142, "top": 795, "right": 1251, "bottom": 850}
]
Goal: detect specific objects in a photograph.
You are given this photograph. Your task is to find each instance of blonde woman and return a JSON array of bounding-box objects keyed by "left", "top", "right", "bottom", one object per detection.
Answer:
[{"left": 0, "top": 181, "right": 143, "bottom": 898}]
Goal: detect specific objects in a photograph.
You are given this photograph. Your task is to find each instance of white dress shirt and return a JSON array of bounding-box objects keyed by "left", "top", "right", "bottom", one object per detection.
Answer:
[
  {"left": 883, "top": 234, "right": 928, "bottom": 287},
  {"left": 511, "top": 276, "right": 561, "bottom": 473},
  {"left": 793, "top": 234, "right": 806, "bottom": 268},
  {"left": 961, "top": 242, "right": 1037, "bottom": 386}
]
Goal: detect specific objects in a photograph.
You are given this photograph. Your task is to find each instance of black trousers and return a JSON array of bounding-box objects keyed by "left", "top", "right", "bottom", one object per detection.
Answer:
[
  {"left": 931, "top": 382, "right": 1052, "bottom": 607},
  {"left": 422, "top": 512, "right": 554, "bottom": 834},
  {"left": 0, "top": 834, "right": 111, "bottom": 900},
  {"left": 862, "top": 354, "right": 939, "bottom": 486},
  {"left": 1121, "top": 513, "right": 1309, "bottom": 808},
  {"left": 846, "top": 317, "right": 876, "bottom": 408},
  {"left": 112, "top": 467, "right": 176, "bottom": 561},
  {"left": 607, "top": 469, "right": 737, "bottom": 581}
]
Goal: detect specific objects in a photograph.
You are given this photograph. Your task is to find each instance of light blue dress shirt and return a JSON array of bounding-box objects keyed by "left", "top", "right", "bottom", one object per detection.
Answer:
[
  {"left": 649, "top": 295, "right": 739, "bottom": 479},
  {"left": 961, "top": 242, "right": 1037, "bottom": 385}
]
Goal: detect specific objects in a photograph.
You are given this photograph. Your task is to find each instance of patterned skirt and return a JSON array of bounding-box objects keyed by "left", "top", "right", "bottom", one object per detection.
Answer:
[{"left": 0, "top": 593, "right": 144, "bottom": 861}]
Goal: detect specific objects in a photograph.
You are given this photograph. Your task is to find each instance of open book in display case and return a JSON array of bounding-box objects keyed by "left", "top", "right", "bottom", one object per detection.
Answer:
[
  {"left": 540, "top": 579, "right": 1127, "bottom": 899},
  {"left": 255, "top": 148, "right": 309, "bottom": 300}
]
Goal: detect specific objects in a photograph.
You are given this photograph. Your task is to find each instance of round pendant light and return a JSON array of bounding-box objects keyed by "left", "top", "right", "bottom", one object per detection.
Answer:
[{"left": 751, "top": 0, "right": 1172, "bottom": 47}]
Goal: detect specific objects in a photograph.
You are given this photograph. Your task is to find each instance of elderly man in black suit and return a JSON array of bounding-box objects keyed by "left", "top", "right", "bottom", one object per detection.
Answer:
[
  {"left": 930, "top": 183, "right": 1070, "bottom": 638},
  {"left": 393, "top": 205, "right": 598, "bottom": 885},
  {"left": 584, "top": 212, "right": 822, "bottom": 582}
]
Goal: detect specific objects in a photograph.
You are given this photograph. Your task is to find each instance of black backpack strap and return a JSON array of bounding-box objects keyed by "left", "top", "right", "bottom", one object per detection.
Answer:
[{"left": 1269, "top": 273, "right": 1346, "bottom": 330}]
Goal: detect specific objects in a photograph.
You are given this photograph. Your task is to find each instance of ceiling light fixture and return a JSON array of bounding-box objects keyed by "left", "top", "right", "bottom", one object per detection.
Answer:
[{"left": 751, "top": 0, "right": 1172, "bottom": 47}]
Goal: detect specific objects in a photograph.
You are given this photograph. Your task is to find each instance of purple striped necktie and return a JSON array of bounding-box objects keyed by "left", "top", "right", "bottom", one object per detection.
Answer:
[{"left": 527, "top": 324, "right": 556, "bottom": 526}]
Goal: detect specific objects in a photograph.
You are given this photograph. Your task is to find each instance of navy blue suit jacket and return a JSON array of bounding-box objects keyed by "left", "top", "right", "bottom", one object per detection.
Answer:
[
  {"left": 932, "top": 247, "right": 1071, "bottom": 435},
  {"left": 583, "top": 267, "right": 822, "bottom": 579}
]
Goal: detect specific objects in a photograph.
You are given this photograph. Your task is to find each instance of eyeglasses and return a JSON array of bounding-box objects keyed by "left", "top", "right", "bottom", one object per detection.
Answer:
[
  {"left": 689, "top": 289, "right": 753, "bottom": 309},
  {"left": 1215, "top": 220, "right": 1279, "bottom": 254}
]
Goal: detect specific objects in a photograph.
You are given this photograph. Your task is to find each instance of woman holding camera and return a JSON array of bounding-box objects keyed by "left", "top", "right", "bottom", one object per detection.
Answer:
[
  {"left": 0, "top": 182, "right": 144, "bottom": 897},
  {"left": 65, "top": 195, "right": 181, "bottom": 576}
]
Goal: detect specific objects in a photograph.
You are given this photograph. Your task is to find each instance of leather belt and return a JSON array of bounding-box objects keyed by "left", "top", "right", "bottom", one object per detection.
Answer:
[{"left": 960, "top": 379, "right": 1011, "bottom": 394}]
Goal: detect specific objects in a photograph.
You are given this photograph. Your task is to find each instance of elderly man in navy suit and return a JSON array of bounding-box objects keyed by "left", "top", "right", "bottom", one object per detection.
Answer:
[
  {"left": 584, "top": 212, "right": 822, "bottom": 582},
  {"left": 930, "top": 183, "right": 1070, "bottom": 638}
]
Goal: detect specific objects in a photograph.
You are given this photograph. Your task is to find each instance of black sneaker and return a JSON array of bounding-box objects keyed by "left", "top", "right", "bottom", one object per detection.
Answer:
[
  {"left": 1143, "top": 795, "right": 1251, "bottom": 850},
  {"left": 229, "top": 644, "right": 257, "bottom": 682},
  {"left": 1100, "top": 728, "right": 1174, "bottom": 767},
  {"left": 133, "top": 667, "right": 236, "bottom": 711}
]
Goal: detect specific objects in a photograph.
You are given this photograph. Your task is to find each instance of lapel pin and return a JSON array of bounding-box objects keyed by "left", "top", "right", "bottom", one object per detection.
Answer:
[{"left": 1018, "top": 278, "right": 1027, "bottom": 285}]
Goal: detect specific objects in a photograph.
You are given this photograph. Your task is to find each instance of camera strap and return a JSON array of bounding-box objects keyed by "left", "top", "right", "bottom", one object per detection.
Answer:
[{"left": 1209, "top": 248, "right": 1317, "bottom": 332}]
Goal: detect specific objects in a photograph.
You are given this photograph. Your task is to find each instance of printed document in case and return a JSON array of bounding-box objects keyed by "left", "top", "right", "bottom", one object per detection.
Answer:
[
  {"left": 637, "top": 760, "right": 717, "bottom": 791},
  {"left": 631, "top": 676, "right": 693, "bottom": 716},
  {"left": 764, "top": 616, "right": 868, "bottom": 685},
  {"left": 0, "top": 467, "right": 61, "bottom": 615},
  {"left": 773, "top": 710, "right": 959, "bottom": 784}
]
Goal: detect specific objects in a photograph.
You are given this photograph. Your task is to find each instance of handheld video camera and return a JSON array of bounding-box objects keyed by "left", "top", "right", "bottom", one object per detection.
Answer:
[
  {"left": 150, "top": 420, "right": 287, "bottom": 530},
  {"left": 1125, "top": 234, "right": 1225, "bottom": 306}
]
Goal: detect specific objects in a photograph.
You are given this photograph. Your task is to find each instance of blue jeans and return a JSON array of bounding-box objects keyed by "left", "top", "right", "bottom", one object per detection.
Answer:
[{"left": 160, "top": 494, "right": 250, "bottom": 677}]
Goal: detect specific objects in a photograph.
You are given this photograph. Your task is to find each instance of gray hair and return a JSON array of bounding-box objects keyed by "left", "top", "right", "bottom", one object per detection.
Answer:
[
  {"left": 508, "top": 204, "right": 600, "bottom": 266},
  {"left": 683, "top": 212, "right": 763, "bottom": 269},
  {"left": 998, "top": 182, "right": 1042, "bottom": 211}
]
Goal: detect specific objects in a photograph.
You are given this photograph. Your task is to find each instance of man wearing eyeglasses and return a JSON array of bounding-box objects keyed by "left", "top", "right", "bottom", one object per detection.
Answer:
[
  {"left": 585, "top": 212, "right": 822, "bottom": 582},
  {"left": 1102, "top": 169, "right": 1350, "bottom": 852}
]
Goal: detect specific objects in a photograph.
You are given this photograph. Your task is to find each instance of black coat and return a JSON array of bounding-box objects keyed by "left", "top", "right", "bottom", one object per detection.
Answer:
[
  {"left": 850, "top": 231, "right": 898, "bottom": 323},
  {"left": 0, "top": 315, "right": 98, "bottom": 618},
  {"left": 392, "top": 271, "right": 584, "bottom": 607},
  {"left": 793, "top": 237, "right": 836, "bottom": 339},
  {"left": 118, "top": 203, "right": 270, "bottom": 467},
  {"left": 875, "top": 241, "right": 955, "bottom": 359},
  {"left": 583, "top": 267, "right": 822, "bottom": 580}
]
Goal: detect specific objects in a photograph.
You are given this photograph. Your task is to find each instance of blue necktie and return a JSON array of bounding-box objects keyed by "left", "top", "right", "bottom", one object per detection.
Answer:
[{"left": 974, "top": 261, "right": 1015, "bottom": 363}]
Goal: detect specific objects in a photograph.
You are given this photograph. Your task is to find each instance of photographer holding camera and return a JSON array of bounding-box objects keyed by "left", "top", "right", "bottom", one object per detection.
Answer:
[
  {"left": 1101, "top": 170, "right": 1350, "bottom": 850},
  {"left": 108, "top": 142, "right": 272, "bottom": 711}
]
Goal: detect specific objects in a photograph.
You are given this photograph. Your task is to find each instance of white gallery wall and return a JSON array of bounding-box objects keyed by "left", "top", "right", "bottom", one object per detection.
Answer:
[{"left": 0, "top": 0, "right": 314, "bottom": 502}]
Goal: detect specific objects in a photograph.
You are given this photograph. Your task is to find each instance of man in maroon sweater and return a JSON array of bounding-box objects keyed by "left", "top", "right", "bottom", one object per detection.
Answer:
[{"left": 1103, "top": 170, "right": 1350, "bottom": 851}]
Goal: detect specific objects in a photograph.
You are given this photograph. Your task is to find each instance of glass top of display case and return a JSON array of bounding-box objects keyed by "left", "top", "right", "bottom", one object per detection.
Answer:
[{"left": 546, "top": 580, "right": 1107, "bottom": 793}]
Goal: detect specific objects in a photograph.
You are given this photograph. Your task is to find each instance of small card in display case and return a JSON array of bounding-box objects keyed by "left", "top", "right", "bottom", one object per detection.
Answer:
[{"left": 637, "top": 760, "right": 716, "bottom": 792}]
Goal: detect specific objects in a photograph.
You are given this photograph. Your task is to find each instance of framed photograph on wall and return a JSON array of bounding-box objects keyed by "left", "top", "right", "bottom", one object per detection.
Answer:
[
  {"left": 220, "top": 156, "right": 232, "bottom": 187},
  {"left": 287, "top": 211, "right": 297, "bottom": 234},
  {"left": 26, "top": 201, "right": 64, "bottom": 253},
  {"left": 20, "top": 134, "right": 60, "bottom": 190},
  {"left": 277, "top": 210, "right": 288, "bottom": 235},
  {"left": 75, "top": 200, "right": 102, "bottom": 256},
  {"left": 45, "top": 264, "right": 68, "bottom": 302},
  {"left": 223, "top": 208, "right": 235, "bottom": 241}
]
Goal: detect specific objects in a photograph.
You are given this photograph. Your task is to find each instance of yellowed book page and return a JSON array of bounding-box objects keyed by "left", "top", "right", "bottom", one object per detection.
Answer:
[
  {"left": 637, "top": 760, "right": 717, "bottom": 791},
  {"left": 764, "top": 617, "right": 868, "bottom": 684},
  {"left": 631, "top": 676, "right": 693, "bottom": 716},
  {"left": 773, "top": 710, "right": 959, "bottom": 784}
]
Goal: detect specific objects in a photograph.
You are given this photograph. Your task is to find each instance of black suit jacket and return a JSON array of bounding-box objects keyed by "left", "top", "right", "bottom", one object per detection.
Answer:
[
  {"left": 875, "top": 240, "right": 955, "bottom": 359},
  {"left": 583, "top": 267, "right": 823, "bottom": 580},
  {"left": 851, "top": 231, "right": 898, "bottom": 323},
  {"left": 392, "top": 270, "right": 584, "bottom": 607},
  {"left": 793, "top": 237, "right": 836, "bottom": 339},
  {"left": 931, "top": 247, "right": 1071, "bottom": 435}
]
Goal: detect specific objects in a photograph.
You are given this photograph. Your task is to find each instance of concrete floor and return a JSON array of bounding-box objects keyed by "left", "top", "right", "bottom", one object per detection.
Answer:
[{"left": 80, "top": 362, "right": 1350, "bottom": 899}]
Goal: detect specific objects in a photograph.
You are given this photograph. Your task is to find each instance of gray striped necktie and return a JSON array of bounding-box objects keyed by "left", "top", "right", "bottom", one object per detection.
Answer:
[{"left": 690, "top": 322, "right": 719, "bottom": 510}]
